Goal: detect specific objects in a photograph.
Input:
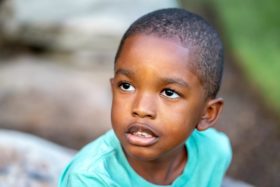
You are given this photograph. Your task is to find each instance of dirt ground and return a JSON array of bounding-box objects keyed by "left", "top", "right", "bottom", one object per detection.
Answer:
[{"left": 215, "top": 54, "right": 280, "bottom": 187}]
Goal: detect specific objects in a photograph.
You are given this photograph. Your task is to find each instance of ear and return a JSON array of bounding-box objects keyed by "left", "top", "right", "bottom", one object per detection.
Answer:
[
  {"left": 196, "top": 97, "right": 224, "bottom": 131},
  {"left": 110, "top": 78, "right": 114, "bottom": 89},
  {"left": 110, "top": 78, "right": 116, "bottom": 96}
]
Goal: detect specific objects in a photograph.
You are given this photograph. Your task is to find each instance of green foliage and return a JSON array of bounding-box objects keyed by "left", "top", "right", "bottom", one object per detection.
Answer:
[{"left": 212, "top": 0, "right": 280, "bottom": 111}]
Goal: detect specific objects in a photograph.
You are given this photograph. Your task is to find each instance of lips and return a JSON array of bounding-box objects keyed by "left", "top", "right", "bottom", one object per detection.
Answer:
[{"left": 125, "top": 123, "right": 159, "bottom": 147}]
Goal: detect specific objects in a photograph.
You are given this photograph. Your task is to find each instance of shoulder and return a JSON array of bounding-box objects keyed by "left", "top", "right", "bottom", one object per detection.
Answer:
[
  {"left": 181, "top": 129, "right": 232, "bottom": 187},
  {"left": 59, "top": 130, "right": 120, "bottom": 186},
  {"left": 190, "top": 128, "right": 232, "bottom": 163},
  {"left": 192, "top": 128, "right": 231, "bottom": 153},
  {"left": 71, "top": 130, "right": 119, "bottom": 170},
  {"left": 60, "top": 172, "right": 111, "bottom": 187}
]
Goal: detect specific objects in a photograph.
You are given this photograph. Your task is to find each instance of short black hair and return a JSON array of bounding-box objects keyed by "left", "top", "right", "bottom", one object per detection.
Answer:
[{"left": 115, "top": 8, "right": 224, "bottom": 98}]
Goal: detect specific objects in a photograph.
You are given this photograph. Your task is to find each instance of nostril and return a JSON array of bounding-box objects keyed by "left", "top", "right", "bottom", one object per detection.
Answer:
[
  {"left": 132, "top": 109, "right": 156, "bottom": 119},
  {"left": 132, "top": 111, "right": 138, "bottom": 117}
]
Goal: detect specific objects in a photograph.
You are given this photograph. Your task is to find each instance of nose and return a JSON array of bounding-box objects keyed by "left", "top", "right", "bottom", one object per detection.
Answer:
[{"left": 132, "top": 92, "right": 157, "bottom": 119}]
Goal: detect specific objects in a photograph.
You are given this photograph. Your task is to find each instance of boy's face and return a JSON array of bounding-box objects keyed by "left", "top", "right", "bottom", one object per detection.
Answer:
[{"left": 111, "top": 34, "right": 208, "bottom": 161}]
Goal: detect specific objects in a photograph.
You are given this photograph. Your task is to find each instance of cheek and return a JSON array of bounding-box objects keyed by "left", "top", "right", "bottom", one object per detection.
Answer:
[
  {"left": 159, "top": 101, "right": 203, "bottom": 130},
  {"left": 111, "top": 92, "right": 120, "bottom": 125},
  {"left": 111, "top": 92, "right": 130, "bottom": 126},
  {"left": 112, "top": 92, "right": 128, "bottom": 111}
]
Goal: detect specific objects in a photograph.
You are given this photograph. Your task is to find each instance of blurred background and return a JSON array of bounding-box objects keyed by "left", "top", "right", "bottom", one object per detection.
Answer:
[{"left": 0, "top": 0, "right": 279, "bottom": 186}]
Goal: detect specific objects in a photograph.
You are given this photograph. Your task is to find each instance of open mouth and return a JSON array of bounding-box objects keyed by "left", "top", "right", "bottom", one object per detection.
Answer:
[{"left": 125, "top": 123, "right": 159, "bottom": 146}]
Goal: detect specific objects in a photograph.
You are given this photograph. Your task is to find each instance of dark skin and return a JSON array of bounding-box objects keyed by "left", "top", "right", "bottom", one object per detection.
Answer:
[{"left": 111, "top": 34, "right": 223, "bottom": 185}]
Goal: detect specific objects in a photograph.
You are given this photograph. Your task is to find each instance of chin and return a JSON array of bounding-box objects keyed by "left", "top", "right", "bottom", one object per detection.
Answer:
[{"left": 123, "top": 144, "right": 162, "bottom": 162}]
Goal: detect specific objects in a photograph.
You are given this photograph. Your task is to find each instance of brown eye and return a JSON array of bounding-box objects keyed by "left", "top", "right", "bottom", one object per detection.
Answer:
[
  {"left": 161, "top": 88, "right": 180, "bottom": 99},
  {"left": 119, "top": 82, "right": 135, "bottom": 92}
]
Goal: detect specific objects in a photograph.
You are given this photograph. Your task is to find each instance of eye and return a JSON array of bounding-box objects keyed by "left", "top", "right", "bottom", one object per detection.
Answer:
[
  {"left": 119, "top": 82, "right": 135, "bottom": 92},
  {"left": 161, "top": 88, "right": 180, "bottom": 99}
]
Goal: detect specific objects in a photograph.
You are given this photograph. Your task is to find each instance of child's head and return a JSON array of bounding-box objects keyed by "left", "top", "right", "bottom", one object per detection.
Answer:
[
  {"left": 115, "top": 8, "right": 224, "bottom": 99},
  {"left": 110, "top": 8, "right": 224, "bottom": 164}
]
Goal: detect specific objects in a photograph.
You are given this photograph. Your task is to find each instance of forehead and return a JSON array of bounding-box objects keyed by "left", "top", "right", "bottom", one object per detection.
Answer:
[{"left": 116, "top": 34, "right": 198, "bottom": 75}]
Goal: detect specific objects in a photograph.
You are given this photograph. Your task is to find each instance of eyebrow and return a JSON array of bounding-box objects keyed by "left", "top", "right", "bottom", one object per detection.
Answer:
[
  {"left": 161, "top": 77, "right": 190, "bottom": 88},
  {"left": 115, "top": 68, "right": 133, "bottom": 77}
]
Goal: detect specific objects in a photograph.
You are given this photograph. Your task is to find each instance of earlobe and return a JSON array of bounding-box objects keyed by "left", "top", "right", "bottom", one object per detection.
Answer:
[{"left": 196, "top": 98, "right": 224, "bottom": 131}]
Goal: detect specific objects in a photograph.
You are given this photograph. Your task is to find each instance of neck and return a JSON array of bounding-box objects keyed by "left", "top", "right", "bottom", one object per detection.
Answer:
[{"left": 126, "top": 146, "right": 187, "bottom": 185}]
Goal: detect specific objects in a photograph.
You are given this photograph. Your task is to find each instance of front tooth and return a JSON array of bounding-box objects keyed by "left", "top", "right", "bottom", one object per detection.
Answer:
[
  {"left": 140, "top": 132, "right": 146, "bottom": 137},
  {"left": 133, "top": 131, "right": 152, "bottom": 138}
]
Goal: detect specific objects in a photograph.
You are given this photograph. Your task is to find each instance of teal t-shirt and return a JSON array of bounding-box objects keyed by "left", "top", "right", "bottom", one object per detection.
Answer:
[{"left": 59, "top": 128, "right": 231, "bottom": 187}]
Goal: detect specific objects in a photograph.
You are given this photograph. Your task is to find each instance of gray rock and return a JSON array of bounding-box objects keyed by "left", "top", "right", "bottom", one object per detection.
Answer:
[
  {"left": 0, "top": 0, "right": 178, "bottom": 52},
  {"left": 0, "top": 56, "right": 112, "bottom": 148},
  {"left": 0, "top": 129, "right": 75, "bottom": 187}
]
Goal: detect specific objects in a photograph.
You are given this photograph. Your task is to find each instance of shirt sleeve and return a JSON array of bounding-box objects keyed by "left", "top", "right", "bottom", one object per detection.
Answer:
[{"left": 61, "top": 172, "right": 110, "bottom": 187}]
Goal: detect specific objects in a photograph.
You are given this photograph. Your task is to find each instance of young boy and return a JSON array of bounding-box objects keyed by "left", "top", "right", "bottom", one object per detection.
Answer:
[{"left": 59, "top": 8, "right": 231, "bottom": 187}]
